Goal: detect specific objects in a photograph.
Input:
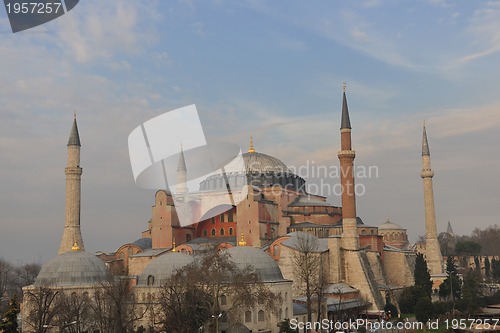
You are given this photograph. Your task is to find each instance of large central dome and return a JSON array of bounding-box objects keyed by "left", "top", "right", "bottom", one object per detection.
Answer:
[
  {"left": 243, "top": 151, "right": 290, "bottom": 174},
  {"left": 198, "top": 139, "right": 305, "bottom": 193}
]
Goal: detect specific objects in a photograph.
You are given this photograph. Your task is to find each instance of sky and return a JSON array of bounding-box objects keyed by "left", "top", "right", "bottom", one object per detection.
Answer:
[{"left": 1, "top": 0, "right": 500, "bottom": 264}]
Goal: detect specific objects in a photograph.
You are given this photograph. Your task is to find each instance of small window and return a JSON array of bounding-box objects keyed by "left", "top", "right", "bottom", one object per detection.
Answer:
[
  {"left": 220, "top": 228, "right": 225, "bottom": 236},
  {"left": 211, "top": 217, "right": 216, "bottom": 224},
  {"left": 229, "top": 228, "right": 233, "bottom": 236},
  {"left": 128, "top": 247, "right": 133, "bottom": 256},
  {"left": 220, "top": 294, "right": 227, "bottom": 306},
  {"left": 245, "top": 310, "right": 252, "bottom": 323},
  {"left": 203, "top": 230, "right": 208, "bottom": 237},
  {"left": 186, "top": 234, "right": 191, "bottom": 242},
  {"left": 147, "top": 275, "right": 154, "bottom": 286},
  {"left": 258, "top": 310, "right": 265, "bottom": 322},
  {"left": 220, "top": 213, "right": 225, "bottom": 223},
  {"left": 211, "top": 228, "right": 216, "bottom": 236},
  {"left": 228, "top": 209, "right": 234, "bottom": 222}
]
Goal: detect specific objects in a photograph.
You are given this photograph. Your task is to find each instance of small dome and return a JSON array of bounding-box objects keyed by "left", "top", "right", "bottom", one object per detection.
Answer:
[
  {"left": 132, "top": 237, "right": 152, "bottom": 250},
  {"left": 137, "top": 252, "right": 193, "bottom": 286},
  {"left": 35, "top": 251, "right": 109, "bottom": 286},
  {"left": 225, "top": 246, "right": 285, "bottom": 282},
  {"left": 243, "top": 152, "right": 290, "bottom": 174},
  {"left": 378, "top": 218, "right": 405, "bottom": 230}
]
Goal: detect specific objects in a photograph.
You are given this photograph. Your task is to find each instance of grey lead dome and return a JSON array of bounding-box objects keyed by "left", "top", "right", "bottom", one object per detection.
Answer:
[
  {"left": 225, "top": 246, "right": 285, "bottom": 282},
  {"left": 35, "top": 251, "right": 109, "bottom": 286}
]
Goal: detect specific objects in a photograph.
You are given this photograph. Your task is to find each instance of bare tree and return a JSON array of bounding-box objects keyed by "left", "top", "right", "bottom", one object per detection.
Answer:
[
  {"left": 290, "top": 233, "right": 323, "bottom": 324},
  {"left": 91, "top": 276, "right": 147, "bottom": 333},
  {"left": 155, "top": 247, "right": 279, "bottom": 333},
  {"left": 54, "top": 291, "right": 94, "bottom": 333},
  {"left": 22, "top": 286, "right": 61, "bottom": 333}
]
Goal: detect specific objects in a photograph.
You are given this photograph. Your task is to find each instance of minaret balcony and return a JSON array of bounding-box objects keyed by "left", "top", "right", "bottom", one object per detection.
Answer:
[
  {"left": 337, "top": 150, "right": 356, "bottom": 158},
  {"left": 420, "top": 170, "right": 434, "bottom": 178}
]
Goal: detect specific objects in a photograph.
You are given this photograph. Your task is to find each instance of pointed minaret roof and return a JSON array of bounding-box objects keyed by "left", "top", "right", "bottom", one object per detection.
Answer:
[
  {"left": 177, "top": 145, "right": 187, "bottom": 171},
  {"left": 446, "top": 221, "right": 454, "bottom": 235},
  {"left": 341, "top": 82, "right": 351, "bottom": 129},
  {"left": 67, "top": 112, "right": 81, "bottom": 146},
  {"left": 422, "top": 121, "right": 430, "bottom": 156}
]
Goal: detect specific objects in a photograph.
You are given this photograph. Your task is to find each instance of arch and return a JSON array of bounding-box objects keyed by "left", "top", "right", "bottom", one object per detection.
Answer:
[
  {"left": 221, "top": 294, "right": 227, "bottom": 306},
  {"left": 220, "top": 228, "right": 225, "bottom": 236},
  {"left": 245, "top": 310, "right": 252, "bottom": 323},
  {"left": 211, "top": 228, "right": 216, "bottom": 236},
  {"left": 147, "top": 275, "right": 154, "bottom": 286},
  {"left": 258, "top": 310, "right": 265, "bottom": 322},
  {"left": 229, "top": 227, "right": 234, "bottom": 236}
]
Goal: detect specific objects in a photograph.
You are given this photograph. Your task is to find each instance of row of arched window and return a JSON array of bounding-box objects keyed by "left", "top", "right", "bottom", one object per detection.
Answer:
[{"left": 202, "top": 227, "right": 234, "bottom": 237}]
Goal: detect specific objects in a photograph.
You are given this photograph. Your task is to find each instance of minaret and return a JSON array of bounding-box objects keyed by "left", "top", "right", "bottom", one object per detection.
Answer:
[
  {"left": 338, "top": 83, "right": 359, "bottom": 250},
  {"left": 58, "top": 114, "right": 85, "bottom": 254},
  {"left": 421, "top": 122, "right": 443, "bottom": 275},
  {"left": 176, "top": 145, "right": 188, "bottom": 196}
]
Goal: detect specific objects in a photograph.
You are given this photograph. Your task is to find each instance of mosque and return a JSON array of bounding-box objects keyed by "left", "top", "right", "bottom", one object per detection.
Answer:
[{"left": 22, "top": 87, "right": 444, "bottom": 332}]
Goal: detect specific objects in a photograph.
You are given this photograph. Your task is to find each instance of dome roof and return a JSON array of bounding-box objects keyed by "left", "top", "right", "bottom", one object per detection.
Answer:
[
  {"left": 243, "top": 152, "right": 290, "bottom": 174},
  {"left": 378, "top": 218, "right": 405, "bottom": 230},
  {"left": 137, "top": 252, "right": 194, "bottom": 286},
  {"left": 35, "top": 251, "right": 109, "bottom": 286},
  {"left": 225, "top": 246, "right": 285, "bottom": 282}
]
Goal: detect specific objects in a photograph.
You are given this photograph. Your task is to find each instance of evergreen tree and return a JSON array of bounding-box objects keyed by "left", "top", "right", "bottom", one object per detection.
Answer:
[
  {"left": 0, "top": 294, "right": 19, "bottom": 333},
  {"left": 414, "top": 253, "right": 433, "bottom": 297},
  {"left": 459, "top": 270, "right": 482, "bottom": 315},
  {"left": 415, "top": 296, "right": 434, "bottom": 323},
  {"left": 439, "top": 256, "right": 461, "bottom": 300},
  {"left": 485, "top": 257, "right": 491, "bottom": 281}
]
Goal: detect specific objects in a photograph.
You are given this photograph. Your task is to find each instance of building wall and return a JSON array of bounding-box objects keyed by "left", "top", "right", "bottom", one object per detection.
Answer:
[{"left": 383, "top": 251, "right": 415, "bottom": 288}]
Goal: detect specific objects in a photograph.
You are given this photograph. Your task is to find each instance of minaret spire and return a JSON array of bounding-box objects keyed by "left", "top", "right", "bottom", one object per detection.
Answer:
[
  {"left": 422, "top": 120, "right": 430, "bottom": 156},
  {"left": 338, "top": 83, "right": 358, "bottom": 250},
  {"left": 176, "top": 145, "right": 188, "bottom": 196},
  {"left": 59, "top": 114, "right": 85, "bottom": 254},
  {"left": 420, "top": 122, "right": 443, "bottom": 275}
]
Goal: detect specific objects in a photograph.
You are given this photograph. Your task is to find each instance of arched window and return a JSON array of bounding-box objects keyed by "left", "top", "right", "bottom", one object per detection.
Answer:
[
  {"left": 220, "top": 294, "right": 227, "bottom": 306},
  {"left": 285, "top": 307, "right": 289, "bottom": 318},
  {"left": 284, "top": 292, "right": 288, "bottom": 301},
  {"left": 203, "top": 230, "right": 208, "bottom": 237},
  {"left": 229, "top": 227, "right": 233, "bottom": 235},
  {"left": 273, "top": 245, "right": 280, "bottom": 256},
  {"left": 128, "top": 247, "right": 133, "bottom": 256},
  {"left": 211, "top": 228, "right": 216, "bottom": 236},
  {"left": 220, "top": 228, "right": 225, "bottom": 236},
  {"left": 279, "top": 308, "right": 283, "bottom": 319},
  {"left": 147, "top": 275, "right": 154, "bottom": 286},
  {"left": 245, "top": 310, "right": 252, "bottom": 323},
  {"left": 258, "top": 310, "right": 265, "bottom": 322}
]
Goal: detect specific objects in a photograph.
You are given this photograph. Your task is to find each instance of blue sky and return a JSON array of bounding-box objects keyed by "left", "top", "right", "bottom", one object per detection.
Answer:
[{"left": 1, "top": 0, "right": 500, "bottom": 263}]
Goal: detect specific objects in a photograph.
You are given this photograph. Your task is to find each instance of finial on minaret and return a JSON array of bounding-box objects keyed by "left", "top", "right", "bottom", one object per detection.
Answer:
[
  {"left": 248, "top": 136, "right": 255, "bottom": 153},
  {"left": 172, "top": 237, "right": 177, "bottom": 252},
  {"left": 342, "top": 81, "right": 346, "bottom": 93},
  {"left": 238, "top": 233, "right": 247, "bottom": 246},
  {"left": 74, "top": 111, "right": 76, "bottom": 120},
  {"left": 422, "top": 120, "right": 430, "bottom": 156}
]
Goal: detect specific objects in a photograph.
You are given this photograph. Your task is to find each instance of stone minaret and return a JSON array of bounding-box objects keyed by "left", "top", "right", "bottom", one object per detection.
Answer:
[
  {"left": 58, "top": 114, "right": 85, "bottom": 254},
  {"left": 338, "top": 83, "right": 359, "bottom": 250},
  {"left": 421, "top": 122, "right": 443, "bottom": 275},
  {"left": 176, "top": 145, "right": 188, "bottom": 196}
]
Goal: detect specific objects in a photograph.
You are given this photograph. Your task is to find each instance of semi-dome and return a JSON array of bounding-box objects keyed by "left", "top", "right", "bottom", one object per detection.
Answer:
[
  {"left": 378, "top": 218, "right": 405, "bottom": 230},
  {"left": 137, "top": 252, "right": 194, "bottom": 286},
  {"left": 35, "top": 251, "right": 109, "bottom": 286},
  {"left": 225, "top": 246, "right": 285, "bottom": 282}
]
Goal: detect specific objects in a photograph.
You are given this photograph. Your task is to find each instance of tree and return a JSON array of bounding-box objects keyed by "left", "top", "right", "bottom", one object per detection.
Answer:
[
  {"left": 23, "top": 286, "right": 61, "bottom": 333},
  {"left": 459, "top": 270, "right": 482, "bottom": 315},
  {"left": 414, "top": 253, "right": 432, "bottom": 297},
  {"left": 91, "top": 277, "right": 146, "bottom": 333},
  {"left": 156, "top": 247, "right": 279, "bottom": 333},
  {"left": 290, "top": 232, "right": 323, "bottom": 323},
  {"left": 485, "top": 257, "right": 491, "bottom": 281},
  {"left": 439, "top": 256, "right": 461, "bottom": 301},
  {"left": 278, "top": 318, "right": 298, "bottom": 333},
  {"left": 415, "top": 296, "right": 434, "bottom": 322},
  {"left": 55, "top": 292, "right": 94, "bottom": 333},
  {"left": 398, "top": 286, "right": 427, "bottom": 314},
  {"left": 455, "top": 241, "right": 481, "bottom": 256},
  {"left": 0, "top": 294, "right": 20, "bottom": 333}
]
